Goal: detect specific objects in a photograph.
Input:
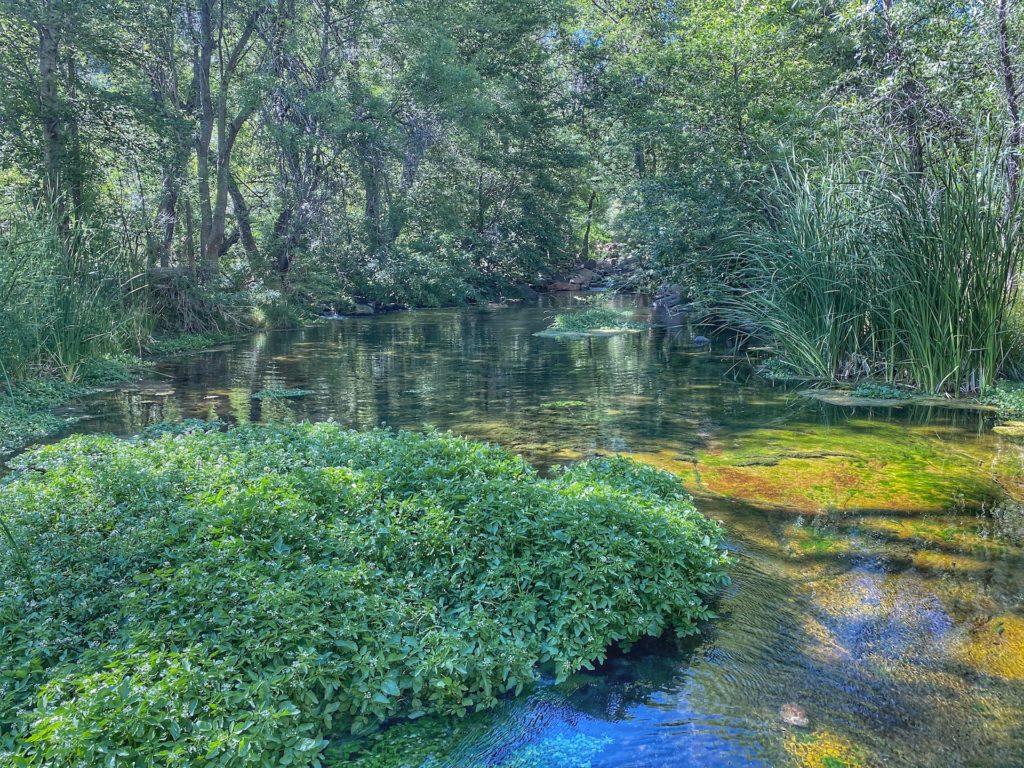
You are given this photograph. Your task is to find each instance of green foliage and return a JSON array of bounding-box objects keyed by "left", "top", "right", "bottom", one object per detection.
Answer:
[
  {"left": 851, "top": 384, "right": 917, "bottom": 401},
  {"left": 982, "top": 381, "right": 1024, "bottom": 421},
  {"left": 0, "top": 208, "right": 149, "bottom": 384},
  {"left": 0, "top": 356, "right": 146, "bottom": 455},
  {"left": 251, "top": 388, "right": 314, "bottom": 400},
  {"left": 722, "top": 154, "right": 1022, "bottom": 394},
  {"left": 145, "top": 333, "right": 234, "bottom": 357},
  {"left": 550, "top": 308, "right": 637, "bottom": 333},
  {"left": 0, "top": 424, "right": 730, "bottom": 766}
]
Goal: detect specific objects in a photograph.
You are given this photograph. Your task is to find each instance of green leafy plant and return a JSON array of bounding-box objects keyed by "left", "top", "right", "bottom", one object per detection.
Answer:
[
  {"left": 982, "top": 381, "right": 1024, "bottom": 421},
  {"left": 0, "top": 424, "right": 729, "bottom": 766},
  {"left": 851, "top": 384, "right": 917, "bottom": 401},
  {"left": 550, "top": 307, "right": 634, "bottom": 332}
]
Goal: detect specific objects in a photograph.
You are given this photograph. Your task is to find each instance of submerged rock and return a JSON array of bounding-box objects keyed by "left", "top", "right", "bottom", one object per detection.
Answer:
[
  {"left": 780, "top": 703, "right": 810, "bottom": 728},
  {"left": 693, "top": 335, "right": 712, "bottom": 347}
]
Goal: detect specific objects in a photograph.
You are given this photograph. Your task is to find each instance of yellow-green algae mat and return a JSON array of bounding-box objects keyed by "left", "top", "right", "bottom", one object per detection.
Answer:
[{"left": 620, "top": 414, "right": 1024, "bottom": 768}]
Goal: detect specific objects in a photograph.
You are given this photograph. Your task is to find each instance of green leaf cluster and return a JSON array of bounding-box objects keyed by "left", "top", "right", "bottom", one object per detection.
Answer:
[{"left": 0, "top": 424, "right": 729, "bottom": 766}]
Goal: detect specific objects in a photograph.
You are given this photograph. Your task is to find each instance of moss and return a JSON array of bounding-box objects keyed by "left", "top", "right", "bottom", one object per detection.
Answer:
[
  {"left": 686, "top": 420, "right": 1000, "bottom": 513},
  {"left": 955, "top": 615, "right": 1024, "bottom": 681},
  {"left": 535, "top": 307, "right": 647, "bottom": 339},
  {"left": 784, "top": 729, "right": 864, "bottom": 768}
]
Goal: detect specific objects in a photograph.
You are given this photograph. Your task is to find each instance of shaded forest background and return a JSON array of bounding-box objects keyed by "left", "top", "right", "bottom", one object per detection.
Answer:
[{"left": 1, "top": 0, "right": 1023, "bottom": 390}]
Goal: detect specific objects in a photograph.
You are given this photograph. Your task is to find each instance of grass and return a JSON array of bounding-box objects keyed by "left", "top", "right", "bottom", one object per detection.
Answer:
[
  {"left": 727, "top": 153, "right": 1022, "bottom": 394},
  {"left": 0, "top": 424, "right": 730, "bottom": 767}
]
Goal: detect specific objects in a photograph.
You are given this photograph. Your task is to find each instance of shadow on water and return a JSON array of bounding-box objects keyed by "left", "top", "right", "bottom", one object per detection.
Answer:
[{"left": 34, "top": 300, "right": 1024, "bottom": 767}]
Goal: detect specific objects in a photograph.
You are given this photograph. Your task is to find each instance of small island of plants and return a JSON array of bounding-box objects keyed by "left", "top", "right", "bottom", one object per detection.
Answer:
[
  {"left": 0, "top": 423, "right": 729, "bottom": 767},
  {"left": 535, "top": 307, "right": 647, "bottom": 339}
]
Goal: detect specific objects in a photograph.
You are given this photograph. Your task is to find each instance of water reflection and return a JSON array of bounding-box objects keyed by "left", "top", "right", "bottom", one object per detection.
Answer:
[{"left": 49, "top": 301, "right": 1024, "bottom": 766}]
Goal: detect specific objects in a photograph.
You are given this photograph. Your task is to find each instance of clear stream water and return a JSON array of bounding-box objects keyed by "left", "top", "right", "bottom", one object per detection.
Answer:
[{"left": 40, "top": 299, "right": 1024, "bottom": 767}]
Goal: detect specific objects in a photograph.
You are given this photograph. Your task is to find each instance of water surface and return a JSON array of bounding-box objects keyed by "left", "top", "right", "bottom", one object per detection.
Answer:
[{"left": 53, "top": 301, "right": 1024, "bottom": 767}]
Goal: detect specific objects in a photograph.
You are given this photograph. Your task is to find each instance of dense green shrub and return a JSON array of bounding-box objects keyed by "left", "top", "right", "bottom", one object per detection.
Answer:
[{"left": 0, "top": 424, "right": 729, "bottom": 767}]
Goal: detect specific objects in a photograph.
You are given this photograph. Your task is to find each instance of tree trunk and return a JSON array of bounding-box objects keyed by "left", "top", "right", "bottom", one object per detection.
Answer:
[
  {"left": 581, "top": 190, "right": 597, "bottom": 261},
  {"left": 195, "top": 0, "right": 215, "bottom": 270},
  {"left": 37, "top": 11, "right": 67, "bottom": 238},
  {"left": 881, "top": 0, "right": 925, "bottom": 176},
  {"left": 227, "top": 171, "right": 258, "bottom": 258}
]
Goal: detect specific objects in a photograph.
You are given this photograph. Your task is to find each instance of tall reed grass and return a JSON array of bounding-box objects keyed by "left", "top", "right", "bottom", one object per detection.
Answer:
[
  {"left": 724, "top": 154, "right": 1022, "bottom": 394},
  {"left": 0, "top": 206, "right": 149, "bottom": 383}
]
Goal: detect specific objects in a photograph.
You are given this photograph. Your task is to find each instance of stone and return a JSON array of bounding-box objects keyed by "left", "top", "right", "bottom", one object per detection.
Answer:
[
  {"left": 569, "top": 268, "right": 597, "bottom": 287},
  {"left": 516, "top": 284, "right": 540, "bottom": 301},
  {"left": 352, "top": 303, "right": 375, "bottom": 316},
  {"left": 693, "top": 335, "right": 712, "bottom": 347},
  {"left": 779, "top": 703, "right": 809, "bottom": 728}
]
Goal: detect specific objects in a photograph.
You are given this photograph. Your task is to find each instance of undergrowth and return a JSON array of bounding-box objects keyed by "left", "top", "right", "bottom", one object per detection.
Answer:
[{"left": 0, "top": 354, "right": 148, "bottom": 455}]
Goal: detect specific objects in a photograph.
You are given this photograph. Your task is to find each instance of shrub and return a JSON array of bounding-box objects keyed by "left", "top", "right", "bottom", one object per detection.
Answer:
[{"left": 0, "top": 424, "right": 729, "bottom": 767}]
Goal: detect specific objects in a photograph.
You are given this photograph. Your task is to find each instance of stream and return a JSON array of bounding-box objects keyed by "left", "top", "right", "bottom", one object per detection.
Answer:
[{"left": 43, "top": 298, "right": 1024, "bottom": 767}]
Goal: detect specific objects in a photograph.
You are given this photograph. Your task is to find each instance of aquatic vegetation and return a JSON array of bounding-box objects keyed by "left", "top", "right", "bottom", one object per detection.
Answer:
[
  {"left": 251, "top": 387, "right": 314, "bottom": 400},
  {"left": 538, "top": 400, "right": 589, "bottom": 410},
  {"left": 982, "top": 380, "right": 1024, "bottom": 421},
  {"left": 145, "top": 332, "right": 234, "bottom": 356},
  {"left": 0, "top": 424, "right": 729, "bottom": 766},
  {"left": 0, "top": 356, "right": 147, "bottom": 455},
  {"left": 535, "top": 308, "right": 645, "bottom": 338},
  {"left": 785, "top": 729, "right": 864, "bottom": 768},
  {"left": 851, "top": 383, "right": 917, "bottom": 401},
  {"left": 757, "top": 357, "right": 810, "bottom": 383},
  {"left": 688, "top": 420, "right": 1001, "bottom": 513},
  {"left": 955, "top": 614, "right": 1024, "bottom": 682}
]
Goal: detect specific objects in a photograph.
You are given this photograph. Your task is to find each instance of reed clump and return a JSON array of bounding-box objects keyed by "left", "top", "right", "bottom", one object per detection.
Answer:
[{"left": 723, "top": 154, "right": 1022, "bottom": 394}]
